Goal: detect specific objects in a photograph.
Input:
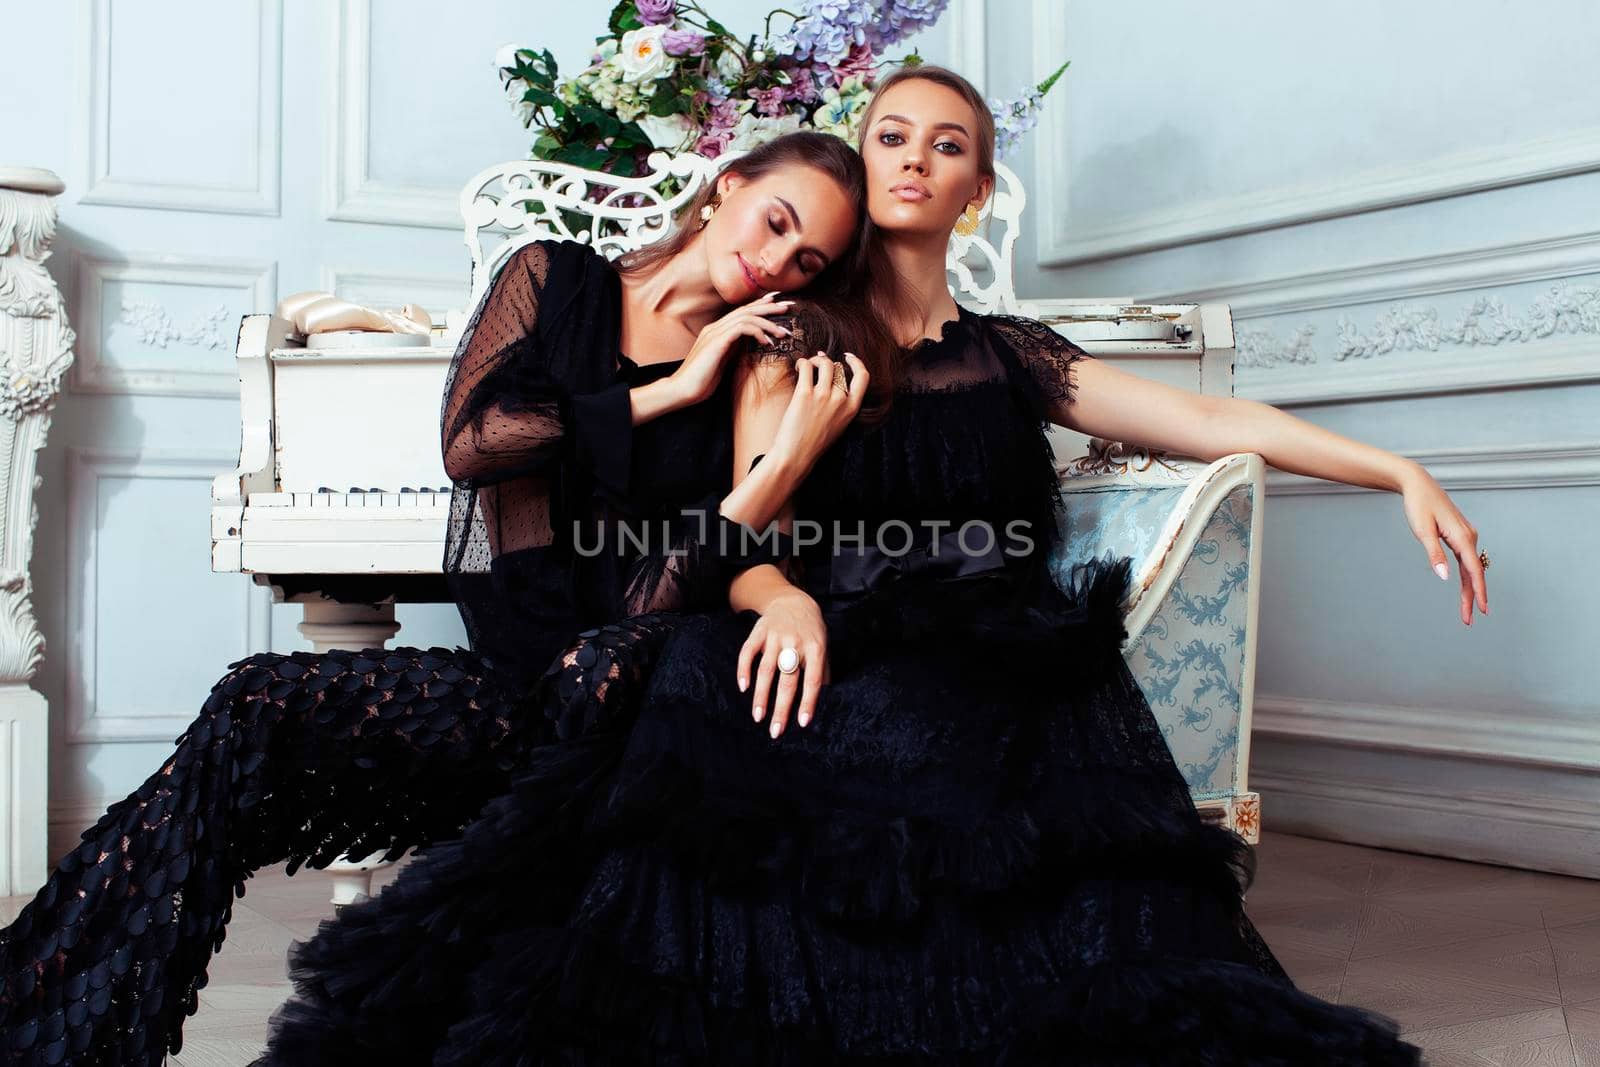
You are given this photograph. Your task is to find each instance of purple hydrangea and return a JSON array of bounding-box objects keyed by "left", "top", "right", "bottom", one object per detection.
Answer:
[
  {"left": 784, "top": 67, "right": 817, "bottom": 101},
  {"left": 772, "top": 0, "right": 949, "bottom": 64},
  {"left": 634, "top": 0, "right": 676, "bottom": 26},
  {"left": 989, "top": 87, "right": 1043, "bottom": 160},
  {"left": 770, "top": 0, "right": 873, "bottom": 67},
  {"left": 867, "top": 0, "right": 948, "bottom": 50},
  {"left": 662, "top": 28, "right": 707, "bottom": 56},
  {"left": 693, "top": 97, "right": 747, "bottom": 158},
  {"left": 817, "top": 41, "right": 876, "bottom": 88},
  {"left": 989, "top": 61, "right": 1068, "bottom": 159}
]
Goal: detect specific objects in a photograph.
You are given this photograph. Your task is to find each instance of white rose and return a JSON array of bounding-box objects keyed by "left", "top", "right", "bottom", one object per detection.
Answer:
[
  {"left": 494, "top": 42, "right": 521, "bottom": 71},
  {"left": 617, "top": 26, "right": 672, "bottom": 83},
  {"left": 715, "top": 48, "right": 743, "bottom": 83},
  {"left": 635, "top": 112, "right": 694, "bottom": 151}
]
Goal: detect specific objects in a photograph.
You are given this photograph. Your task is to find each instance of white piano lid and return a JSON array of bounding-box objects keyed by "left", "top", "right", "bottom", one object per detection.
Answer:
[{"left": 306, "top": 330, "right": 430, "bottom": 350}]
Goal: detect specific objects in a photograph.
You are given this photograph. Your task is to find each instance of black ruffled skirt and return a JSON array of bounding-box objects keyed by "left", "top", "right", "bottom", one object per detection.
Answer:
[{"left": 254, "top": 555, "right": 1424, "bottom": 1065}]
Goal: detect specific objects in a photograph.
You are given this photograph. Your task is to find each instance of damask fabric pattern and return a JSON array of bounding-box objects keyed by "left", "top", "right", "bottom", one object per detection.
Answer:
[{"left": 256, "top": 307, "right": 1424, "bottom": 1064}]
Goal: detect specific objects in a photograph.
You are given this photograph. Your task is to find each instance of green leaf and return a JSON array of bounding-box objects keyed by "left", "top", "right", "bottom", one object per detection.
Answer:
[
  {"left": 532, "top": 131, "right": 565, "bottom": 158},
  {"left": 552, "top": 143, "right": 612, "bottom": 170},
  {"left": 571, "top": 104, "right": 622, "bottom": 137},
  {"left": 647, "top": 81, "right": 680, "bottom": 116},
  {"left": 1037, "top": 59, "right": 1071, "bottom": 97},
  {"left": 704, "top": 17, "right": 732, "bottom": 37},
  {"left": 521, "top": 48, "right": 558, "bottom": 91},
  {"left": 607, "top": 0, "right": 636, "bottom": 35},
  {"left": 521, "top": 87, "right": 560, "bottom": 110},
  {"left": 609, "top": 150, "right": 641, "bottom": 178}
]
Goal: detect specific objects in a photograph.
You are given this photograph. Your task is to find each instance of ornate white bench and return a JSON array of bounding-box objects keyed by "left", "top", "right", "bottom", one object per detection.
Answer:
[{"left": 212, "top": 152, "right": 1262, "bottom": 902}]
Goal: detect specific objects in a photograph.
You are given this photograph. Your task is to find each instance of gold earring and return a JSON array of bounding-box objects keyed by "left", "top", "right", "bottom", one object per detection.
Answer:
[
  {"left": 954, "top": 202, "right": 981, "bottom": 236},
  {"left": 697, "top": 193, "right": 723, "bottom": 232}
]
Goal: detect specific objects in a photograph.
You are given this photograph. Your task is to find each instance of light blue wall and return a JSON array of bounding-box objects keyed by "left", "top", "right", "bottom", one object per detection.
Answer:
[{"left": 987, "top": 0, "right": 1599, "bottom": 866}]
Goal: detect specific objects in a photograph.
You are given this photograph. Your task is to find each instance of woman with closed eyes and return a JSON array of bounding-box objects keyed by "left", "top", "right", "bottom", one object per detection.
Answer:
[{"left": 0, "top": 131, "right": 888, "bottom": 1066}]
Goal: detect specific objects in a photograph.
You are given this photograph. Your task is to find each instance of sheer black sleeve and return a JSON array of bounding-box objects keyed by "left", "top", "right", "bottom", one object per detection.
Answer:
[
  {"left": 441, "top": 239, "right": 637, "bottom": 674},
  {"left": 440, "top": 240, "right": 632, "bottom": 498},
  {"left": 986, "top": 313, "right": 1094, "bottom": 420}
]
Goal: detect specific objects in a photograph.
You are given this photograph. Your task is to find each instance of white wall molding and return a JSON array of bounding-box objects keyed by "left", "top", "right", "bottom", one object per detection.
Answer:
[
  {"left": 70, "top": 252, "right": 276, "bottom": 397},
  {"left": 1237, "top": 333, "right": 1600, "bottom": 407},
  {"left": 77, "top": 0, "right": 283, "bottom": 216},
  {"left": 1253, "top": 693, "right": 1600, "bottom": 774},
  {"left": 1265, "top": 440, "right": 1600, "bottom": 496},
  {"left": 327, "top": 0, "right": 461, "bottom": 228},
  {"left": 47, "top": 799, "right": 128, "bottom": 867},
  {"left": 1158, "top": 230, "right": 1600, "bottom": 321},
  {"left": 1233, "top": 278, "right": 1600, "bottom": 367},
  {"left": 64, "top": 448, "right": 271, "bottom": 744},
  {"left": 1159, "top": 231, "right": 1600, "bottom": 405},
  {"left": 1029, "top": 1, "right": 1600, "bottom": 268},
  {"left": 1252, "top": 765, "right": 1600, "bottom": 879},
  {"left": 946, "top": 0, "right": 986, "bottom": 96},
  {"left": 317, "top": 266, "right": 468, "bottom": 322}
]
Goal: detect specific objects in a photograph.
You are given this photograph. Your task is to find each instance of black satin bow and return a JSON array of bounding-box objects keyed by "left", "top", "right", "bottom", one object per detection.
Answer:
[{"left": 812, "top": 526, "right": 1010, "bottom": 598}]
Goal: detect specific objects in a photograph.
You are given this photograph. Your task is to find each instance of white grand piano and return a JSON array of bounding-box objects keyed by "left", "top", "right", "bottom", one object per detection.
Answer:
[{"left": 213, "top": 154, "right": 1264, "bottom": 902}]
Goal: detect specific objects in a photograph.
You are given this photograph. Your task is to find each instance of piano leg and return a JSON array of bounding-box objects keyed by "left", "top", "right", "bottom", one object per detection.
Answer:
[
  {"left": 296, "top": 601, "right": 401, "bottom": 652},
  {"left": 298, "top": 601, "right": 404, "bottom": 905}
]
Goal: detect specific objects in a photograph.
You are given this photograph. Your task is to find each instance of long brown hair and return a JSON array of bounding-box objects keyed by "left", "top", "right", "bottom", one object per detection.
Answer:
[
  {"left": 618, "top": 130, "right": 901, "bottom": 423},
  {"left": 617, "top": 131, "right": 862, "bottom": 299},
  {"left": 846, "top": 64, "right": 998, "bottom": 417}
]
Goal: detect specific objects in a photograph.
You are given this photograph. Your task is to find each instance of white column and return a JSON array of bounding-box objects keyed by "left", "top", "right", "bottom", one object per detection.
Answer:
[{"left": 0, "top": 167, "right": 76, "bottom": 895}]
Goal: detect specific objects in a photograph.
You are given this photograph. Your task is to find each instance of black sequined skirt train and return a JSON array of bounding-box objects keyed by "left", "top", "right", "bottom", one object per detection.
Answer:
[
  {"left": 0, "top": 645, "right": 547, "bottom": 1066},
  {"left": 253, "top": 556, "right": 1425, "bottom": 1065}
]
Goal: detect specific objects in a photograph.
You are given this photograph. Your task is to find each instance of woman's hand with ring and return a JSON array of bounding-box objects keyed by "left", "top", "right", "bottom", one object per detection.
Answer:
[{"left": 737, "top": 589, "right": 830, "bottom": 739}]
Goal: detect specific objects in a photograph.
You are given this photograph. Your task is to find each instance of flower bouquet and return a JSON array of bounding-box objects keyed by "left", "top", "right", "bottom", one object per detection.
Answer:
[{"left": 491, "top": 0, "right": 1065, "bottom": 236}]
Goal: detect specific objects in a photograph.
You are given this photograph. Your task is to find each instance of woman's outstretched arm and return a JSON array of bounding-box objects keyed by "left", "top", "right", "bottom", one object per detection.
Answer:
[{"left": 992, "top": 314, "right": 1488, "bottom": 626}]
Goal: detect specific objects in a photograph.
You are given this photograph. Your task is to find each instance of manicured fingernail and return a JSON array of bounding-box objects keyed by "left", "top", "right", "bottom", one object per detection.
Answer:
[
  {"left": 738, "top": 676, "right": 748, "bottom": 692},
  {"left": 799, "top": 711, "right": 810, "bottom": 727},
  {"left": 1434, "top": 562, "right": 1448, "bottom": 580},
  {"left": 770, "top": 720, "right": 780, "bottom": 739},
  {"left": 753, "top": 705, "right": 762, "bottom": 722}
]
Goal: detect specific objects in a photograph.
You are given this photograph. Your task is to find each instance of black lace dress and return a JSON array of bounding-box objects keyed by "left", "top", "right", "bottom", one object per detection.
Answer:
[
  {"left": 253, "top": 305, "right": 1424, "bottom": 1064},
  {"left": 0, "top": 239, "right": 762, "bottom": 1066}
]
